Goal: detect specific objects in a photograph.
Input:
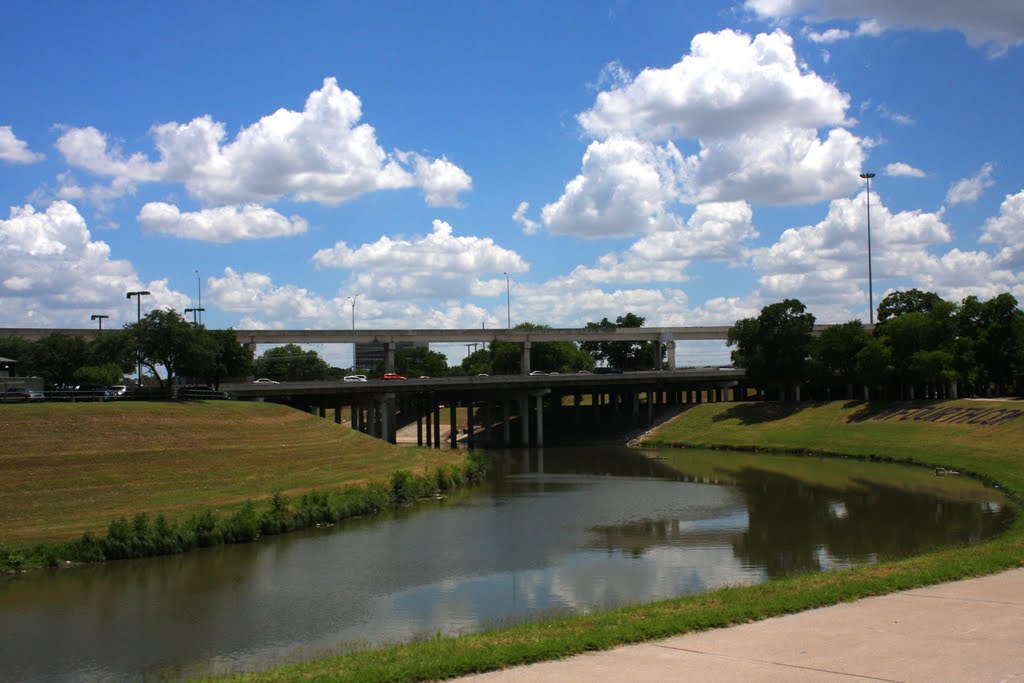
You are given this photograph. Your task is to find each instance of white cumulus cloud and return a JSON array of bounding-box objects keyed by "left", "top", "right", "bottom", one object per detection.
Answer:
[
  {"left": 137, "top": 202, "right": 309, "bottom": 242},
  {"left": 945, "top": 163, "right": 995, "bottom": 206},
  {"left": 0, "top": 126, "right": 44, "bottom": 164},
  {"left": 542, "top": 29, "right": 867, "bottom": 236},
  {"left": 0, "top": 201, "right": 188, "bottom": 326},
  {"left": 311, "top": 219, "right": 528, "bottom": 300},
  {"left": 55, "top": 77, "right": 471, "bottom": 208},
  {"left": 884, "top": 162, "right": 926, "bottom": 178},
  {"left": 579, "top": 29, "right": 850, "bottom": 140}
]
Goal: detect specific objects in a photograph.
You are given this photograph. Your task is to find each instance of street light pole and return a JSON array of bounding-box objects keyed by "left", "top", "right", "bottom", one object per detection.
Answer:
[
  {"left": 349, "top": 294, "right": 359, "bottom": 370},
  {"left": 196, "top": 269, "right": 202, "bottom": 325},
  {"left": 860, "top": 172, "right": 876, "bottom": 325},
  {"left": 184, "top": 307, "right": 205, "bottom": 326},
  {"left": 127, "top": 290, "right": 151, "bottom": 387},
  {"left": 504, "top": 272, "right": 511, "bottom": 330},
  {"left": 90, "top": 314, "right": 108, "bottom": 332}
]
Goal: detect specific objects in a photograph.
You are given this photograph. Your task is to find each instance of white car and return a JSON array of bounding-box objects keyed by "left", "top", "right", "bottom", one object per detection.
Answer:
[
  {"left": 252, "top": 378, "right": 280, "bottom": 384},
  {"left": 343, "top": 374, "right": 367, "bottom": 382}
]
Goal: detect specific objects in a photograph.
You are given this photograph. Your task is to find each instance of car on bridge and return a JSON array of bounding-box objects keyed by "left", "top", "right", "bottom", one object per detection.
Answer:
[
  {"left": 252, "top": 378, "right": 279, "bottom": 384},
  {"left": 343, "top": 375, "right": 367, "bottom": 382},
  {"left": 382, "top": 373, "right": 406, "bottom": 381}
]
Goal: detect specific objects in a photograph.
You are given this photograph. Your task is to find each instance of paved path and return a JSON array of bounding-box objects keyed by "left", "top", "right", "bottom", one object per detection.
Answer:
[{"left": 459, "top": 568, "right": 1024, "bottom": 682}]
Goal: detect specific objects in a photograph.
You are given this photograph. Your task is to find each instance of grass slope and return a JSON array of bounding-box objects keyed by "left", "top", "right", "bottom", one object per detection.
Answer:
[
  {"left": 0, "top": 401, "right": 468, "bottom": 545},
  {"left": 209, "top": 399, "right": 1024, "bottom": 682}
]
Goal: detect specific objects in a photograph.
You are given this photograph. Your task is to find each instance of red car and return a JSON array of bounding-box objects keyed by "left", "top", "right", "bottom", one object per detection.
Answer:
[{"left": 382, "top": 373, "right": 406, "bottom": 380}]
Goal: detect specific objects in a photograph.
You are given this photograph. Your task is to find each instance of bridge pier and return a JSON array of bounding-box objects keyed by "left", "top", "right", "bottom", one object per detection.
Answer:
[
  {"left": 520, "top": 342, "right": 531, "bottom": 375},
  {"left": 384, "top": 343, "right": 396, "bottom": 374},
  {"left": 502, "top": 399, "right": 511, "bottom": 446},
  {"left": 535, "top": 393, "right": 544, "bottom": 446},
  {"left": 449, "top": 402, "right": 457, "bottom": 449}
]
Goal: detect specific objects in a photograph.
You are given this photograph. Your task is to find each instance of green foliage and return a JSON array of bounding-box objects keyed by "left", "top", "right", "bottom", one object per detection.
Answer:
[
  {"left": 395, "top": 346, "right": 449, "bottom": 377},
  {"left": 581, "top": 313, "right": 661, "bottom": 370},
  {"left": 73, "top": 362, "right": 126, "bottom": 386},
  {"left": 123, "top": 309, "right": 197, "bottom": 388},
  {"left": 253, "top": 344, "right": 331, "bottom": 381},
  {"left": 728, "top": 299, "right": 816, "bottom": 388}
]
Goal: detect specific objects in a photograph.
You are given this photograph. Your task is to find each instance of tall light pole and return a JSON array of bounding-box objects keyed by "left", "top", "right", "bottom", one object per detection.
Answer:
[
  {"left": 127, "top": 290, "right": 151, "bottom": 387},
  {"left": 503, "top": 272, "right": 511, "bottom": 330},
  {"left": 90, "top": 314, "right": 108, "bottom": 332},
  {"left": 184, "top": 307, "right": 205, "bottom": 326},
  {"left": 349, "top": 294, "right": 359, "bottom": 370},
  {"left": 195, "top": 269, "right": 202, "bottom": 325},
  {"left": 860, "top": 172, "right": 876, "bottom": 325}
]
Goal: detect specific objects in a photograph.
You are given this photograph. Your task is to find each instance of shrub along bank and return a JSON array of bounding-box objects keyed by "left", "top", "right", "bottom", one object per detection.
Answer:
[{"left": 208, "top": 399, "right": 1024, "bottom": 683}]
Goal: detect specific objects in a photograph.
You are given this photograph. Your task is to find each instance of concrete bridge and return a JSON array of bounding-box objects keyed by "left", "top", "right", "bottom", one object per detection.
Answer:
[
  {"left": 221, "top": 367, "right": 748, "bottom": 448},
  {"left": 2, "top": 324, "right": 842, "bottom": 374}
]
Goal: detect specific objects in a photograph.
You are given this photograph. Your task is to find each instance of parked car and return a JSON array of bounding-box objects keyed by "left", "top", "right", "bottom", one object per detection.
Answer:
[
  {"left": 109, "top": 384, "right": 127, "bottom": 397},
  {"left": 576, "top": 370, "right": 592, "bottom": 374},
  {"left": 529, "top": 370, "right": 547, "bottom": 376},
  {"left": 343, "top": 375, "right": 368, "bottom": 382},
  {"left": 252, "top": 378, "right": 279, "bottom": 384},
  {"left": 1, "top": 386, "right": 45, "bottom": 403},
  {"left": 382, "top": 373, "right": 406, "bottom": 381},
  {"left": 75, "top": 383, "right": 114, "bottom": 401}
]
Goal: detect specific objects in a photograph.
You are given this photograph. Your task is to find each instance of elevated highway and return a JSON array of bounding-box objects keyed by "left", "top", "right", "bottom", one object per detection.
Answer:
[{"left": 221, "top": 367, "right": 748, "bottom": 448}]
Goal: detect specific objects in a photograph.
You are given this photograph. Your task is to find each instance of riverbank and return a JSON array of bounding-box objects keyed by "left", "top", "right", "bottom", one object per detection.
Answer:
[
  {"left": 0, "top": 402, "right": 471, "bottom": 560},
  {"left": 212, "top": 399, "right": 1023, "bottom": 682}
]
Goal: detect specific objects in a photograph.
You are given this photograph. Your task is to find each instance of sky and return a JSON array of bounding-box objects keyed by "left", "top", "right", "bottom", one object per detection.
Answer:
[{"left": 2, "top": 1, "right": 1023, "bottom": 367}]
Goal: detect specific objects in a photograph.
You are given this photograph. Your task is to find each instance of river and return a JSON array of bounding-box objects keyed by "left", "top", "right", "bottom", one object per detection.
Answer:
[{"left": 0, "top": 446, "right": 1013, "bottom": 681}]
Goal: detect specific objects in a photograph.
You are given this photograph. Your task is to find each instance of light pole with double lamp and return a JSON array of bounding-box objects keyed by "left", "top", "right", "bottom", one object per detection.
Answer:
[
  {"left": 184, "top": 307, "right": 205, "bottom": 326},
  {"left": 127, "top": 290, "right": 150, "bottom": 387},
  {"left": 860, "top": 172, "right": 876, "bottom": 325}
]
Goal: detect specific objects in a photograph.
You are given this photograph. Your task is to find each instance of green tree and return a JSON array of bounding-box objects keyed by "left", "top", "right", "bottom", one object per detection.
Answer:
[
  {"left": 253, "top": 344, "right": 330, "bottom": 381},
  {"left": 460, "top": 348, "right": 493, "bottom": 375},
  {"left": 727, "top": 299, "right": 816, "bottom": 397},
  {"left": 876, "top": 288, "right": 946, "bottom": 323},
  {"left": 581, "top": 313, "right": 660, "bottom": 370},
  {"left": 31, "top": 333, "right": 90, "bottom": 388},
  {"left": 813, "top": 320, "right": 871, "bottom": 394},
  {"left": 124, "top": 309, "right": 197, "bottom": 388},
  {"left": 959, "top": 293, "right": 1024, "bottom": 393},
  {"left": 395, "top": 346, "right": 448, "bottom": 377}
]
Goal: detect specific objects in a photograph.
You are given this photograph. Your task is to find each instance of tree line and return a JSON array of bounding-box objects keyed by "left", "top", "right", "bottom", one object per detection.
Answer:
[
  {"left": 1, "top": 310, "right": 252, "bottom": 389},
  {"left": 728, "top": 290, "right": 1024, "bottom": 399},
  {"left": 4, "top": 291, "right": 1021, "bottom": 397}
]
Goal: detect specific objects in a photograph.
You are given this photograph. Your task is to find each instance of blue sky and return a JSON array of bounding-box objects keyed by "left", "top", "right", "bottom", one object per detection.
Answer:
[{"left": 2, "top": 1, "right": 1023, "bottom": 366}]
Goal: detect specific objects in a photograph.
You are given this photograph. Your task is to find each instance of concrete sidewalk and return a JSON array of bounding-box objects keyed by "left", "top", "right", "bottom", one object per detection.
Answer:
[{"left": 459, "top": 568, "right": 1024, "bottom": 682}]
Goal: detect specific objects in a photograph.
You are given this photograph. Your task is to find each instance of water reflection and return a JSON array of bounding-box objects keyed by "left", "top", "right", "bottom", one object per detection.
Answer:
[{"left": 0, "top": 447, "right": 1012, "bottom": 681}]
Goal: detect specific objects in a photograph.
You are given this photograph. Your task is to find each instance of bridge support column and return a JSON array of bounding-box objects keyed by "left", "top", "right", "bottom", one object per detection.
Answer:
[
  {"left": 433, "top": 402, "right": 441, "bottom": 448},
  {"left": 654, "top": 342, "right": 663, "bottom": 371},
  {"left": 666, "top": 341, "right": 676, "bottom": 370},
  {"left": 647, "top": 388, "right": 654, "bottom": 424},
  {"left": 416, "top": 399, "right": 424, "bottom": 446},
  {"left": 520, "top": 342, "right": 531, "bottom": 375},
  {"left": 520, "top": 395, "right": 529, "bottom": 445},
  {"left": 423, "top": 399, "right": 431, "bottom": 446},
  {"left": 449, "top": 401, "right": 457, "bottom": 448},
  {"left": 467, "top": 400, "right": 475, "bottom": 449},
  {"left": 573, "top": 394, "right": 581, "bottom": 426},
  {"left": 503, "top": 399, "right": 511, "bottom": 446},
  {"left": 484, "top": 401, "right": 493, "bottom": 445},
  {"left": 350, "top": 404, "right": 358, "bottom": 429},
  {"left": 534, "top": 394, "right": 544, "bottom": 447},
  {"left": 384, "top": 343, "right": 396, "bottom": 374},
  {"left": 334, "top": 405, "right": 342, "bottom": 424}
]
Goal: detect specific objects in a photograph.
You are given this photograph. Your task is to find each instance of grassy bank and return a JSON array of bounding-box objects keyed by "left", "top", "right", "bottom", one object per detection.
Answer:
[
  {"left": 0, "top": 401, "right": 473, "bottom": 555},
  {"left": 209, "top": 399, "right": 1024, "bottom": 682}
]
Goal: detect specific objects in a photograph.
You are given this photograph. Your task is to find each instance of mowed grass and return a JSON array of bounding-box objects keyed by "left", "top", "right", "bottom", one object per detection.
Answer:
[
  {"left": 207, "top": 399, "right": 1024, "bottom": 682},
  {"left": 0, "top": 401, "right": 469, "bottom": 545}
]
